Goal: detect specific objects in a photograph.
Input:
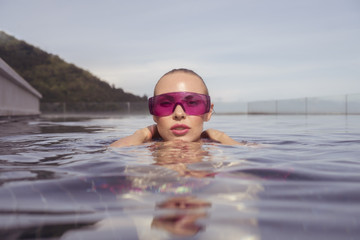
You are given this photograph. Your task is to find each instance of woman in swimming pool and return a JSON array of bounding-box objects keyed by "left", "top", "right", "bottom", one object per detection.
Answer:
[{"left": 110, "top": 68, "right": 243, "bottom": 147}]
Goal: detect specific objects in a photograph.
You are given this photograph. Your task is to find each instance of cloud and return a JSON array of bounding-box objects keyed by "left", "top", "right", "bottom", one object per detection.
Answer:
[{"left": 1, "top": 0, "right": 359, "bottom": 102}]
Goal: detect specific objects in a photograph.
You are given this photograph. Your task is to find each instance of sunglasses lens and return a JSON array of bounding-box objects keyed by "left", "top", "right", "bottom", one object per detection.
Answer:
[
  {"left": 149, "top": 92, "right": 210, "bottom": 116},
  {"left": 153, "top": 95, "right": 174, "bottom": 116}
]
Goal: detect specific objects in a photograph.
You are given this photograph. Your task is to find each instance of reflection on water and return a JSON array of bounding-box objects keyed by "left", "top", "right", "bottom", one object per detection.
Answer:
[
  {"left": 152, "top": 196, "right": 211, "bottom": 236},
  {"left": 0, "top": 115, "right": 360, "bottom": 239},
  {"left": 150, "top": 140, "right": 216, "bottom": 178}
]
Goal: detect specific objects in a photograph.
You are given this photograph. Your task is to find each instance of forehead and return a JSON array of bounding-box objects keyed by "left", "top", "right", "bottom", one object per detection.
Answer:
[{"left": 154, "top": 72, "right": 207, "bottom": 95}]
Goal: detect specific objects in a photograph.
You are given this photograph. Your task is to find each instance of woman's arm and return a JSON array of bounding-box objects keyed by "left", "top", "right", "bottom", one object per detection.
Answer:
[
  {"left": 201, "top": 129, "right": 245, "bottom": 145},
  {"left": 110, "top": 124, "right": 158, "bottom": 147}
]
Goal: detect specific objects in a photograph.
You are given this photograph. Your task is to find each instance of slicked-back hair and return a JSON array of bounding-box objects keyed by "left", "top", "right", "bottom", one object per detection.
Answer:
[{"left": 154, "top": 68, "right": 209, "bottom": 95}]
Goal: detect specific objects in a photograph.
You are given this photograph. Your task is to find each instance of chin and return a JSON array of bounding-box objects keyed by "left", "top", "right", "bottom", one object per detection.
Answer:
[
  {"left": 159, "top": 130, "right": 200, "bottom": 142},
  {"left": 172, "top": 135, "right": 199, "bottom": 142}
]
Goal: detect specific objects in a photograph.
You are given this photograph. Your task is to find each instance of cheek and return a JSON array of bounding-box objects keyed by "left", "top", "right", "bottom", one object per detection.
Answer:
[
  {"left": 153, "top": 117, "right": 171, "bottom": 137},
  {"left": 189, "top": 116, "right": 205, "bottom": 130},
  {"left": 154, "top": 116, "right": 170, "bottom": 127}
]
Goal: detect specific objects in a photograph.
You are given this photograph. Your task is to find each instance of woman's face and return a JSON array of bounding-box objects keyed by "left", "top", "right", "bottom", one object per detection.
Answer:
[{"left": 153, "top": 72, "right": 213, "bottom": 142}]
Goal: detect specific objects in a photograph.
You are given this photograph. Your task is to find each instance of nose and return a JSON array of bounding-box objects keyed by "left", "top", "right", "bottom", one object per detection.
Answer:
[{"left": 173, "top": 104, "right": 186, "bottom": 120}]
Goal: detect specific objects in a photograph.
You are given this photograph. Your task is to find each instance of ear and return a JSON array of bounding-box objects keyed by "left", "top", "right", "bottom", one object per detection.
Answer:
[
  {"left": 153, "top": 115, "right": 159, "bottom": 123},
  {"left": 204, "top": 103, "right": 214, "bottom": 122}
]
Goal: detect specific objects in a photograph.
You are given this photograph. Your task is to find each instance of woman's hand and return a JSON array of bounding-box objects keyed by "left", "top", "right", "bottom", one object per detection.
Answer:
[
  {"left": 201, "top": 129, "right": 245, "bottom": 145},
  {"left": 110, "top": 124, "right": 158, "bottom": 147}
]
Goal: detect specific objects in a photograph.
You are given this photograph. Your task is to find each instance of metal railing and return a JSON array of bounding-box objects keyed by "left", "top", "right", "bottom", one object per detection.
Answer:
[
  {"left": 41, "top": 101, "right": 148, "bottom": 114},
  {"left": 247, "top": 94, "right": 360, "bottom": 115},
  {"left": 40, "top": 94, "right": 360, "bottom": 115}
]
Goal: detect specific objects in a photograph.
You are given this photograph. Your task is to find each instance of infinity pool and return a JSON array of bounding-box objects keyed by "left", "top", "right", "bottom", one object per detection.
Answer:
[{"left": 0, "top": 115, "right": 359, "bottom": 239}]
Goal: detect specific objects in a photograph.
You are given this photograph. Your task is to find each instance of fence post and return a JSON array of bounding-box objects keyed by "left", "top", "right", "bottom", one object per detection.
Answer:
[
  {"left": 345, "top": 94, "right": 348, "bottom": 115},
  {"left": 127, "top": 102, "right": 130, "bottom": 114},
  {"left": 62, "top": 102, "right": 66, "bottom": 114}
]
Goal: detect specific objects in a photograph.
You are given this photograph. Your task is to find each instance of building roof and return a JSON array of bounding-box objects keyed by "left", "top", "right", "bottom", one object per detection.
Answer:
[{"left": 0, "top": 57, "right": 42, "bottom": 99}]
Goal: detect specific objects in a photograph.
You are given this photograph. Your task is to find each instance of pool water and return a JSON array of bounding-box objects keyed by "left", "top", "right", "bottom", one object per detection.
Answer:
[{"left": 0, "top": 115, "right": 359, "bottom": 240}]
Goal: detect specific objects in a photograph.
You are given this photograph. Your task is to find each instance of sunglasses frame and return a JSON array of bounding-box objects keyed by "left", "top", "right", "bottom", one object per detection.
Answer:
[{"left": 148, "top": 91, "right": 211, "bottom": 116}]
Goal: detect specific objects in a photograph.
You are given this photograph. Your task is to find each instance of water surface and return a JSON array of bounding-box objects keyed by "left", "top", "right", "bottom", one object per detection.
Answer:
[{"left": 0, "top": 115, "right": 359, "bottom": 239}]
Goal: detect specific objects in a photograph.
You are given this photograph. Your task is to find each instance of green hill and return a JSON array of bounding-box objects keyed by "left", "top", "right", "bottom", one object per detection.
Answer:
[{"left": 0, "top": 31, "right": 147, "bottom": 103}]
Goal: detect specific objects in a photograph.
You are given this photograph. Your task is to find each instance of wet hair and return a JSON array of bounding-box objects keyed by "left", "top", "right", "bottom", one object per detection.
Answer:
[{"left": 154, "top": 68, "right": 209, "bottom": 95}]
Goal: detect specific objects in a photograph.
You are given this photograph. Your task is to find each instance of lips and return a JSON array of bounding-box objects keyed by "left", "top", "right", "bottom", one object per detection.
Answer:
[{"left": 170, "top": 124, "right": 190, "bottom": 136}]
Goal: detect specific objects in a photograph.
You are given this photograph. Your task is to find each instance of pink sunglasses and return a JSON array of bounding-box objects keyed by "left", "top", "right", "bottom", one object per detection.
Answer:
[{"left": 149, "top": 91, "right": 211, "bottom": 116}]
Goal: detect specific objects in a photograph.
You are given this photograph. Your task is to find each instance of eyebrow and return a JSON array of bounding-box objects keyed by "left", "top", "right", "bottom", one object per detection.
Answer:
[
  {"left": 157, "top": 94, "right": 175, "bottom": 101},
  {"left": 184, "top": 95, "right": 197, "bottom": 100}
]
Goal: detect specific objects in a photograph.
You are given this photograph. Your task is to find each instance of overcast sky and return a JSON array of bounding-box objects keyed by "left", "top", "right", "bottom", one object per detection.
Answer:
[{"left": 1, "top": 0, "right": 359, "bottom": 102}]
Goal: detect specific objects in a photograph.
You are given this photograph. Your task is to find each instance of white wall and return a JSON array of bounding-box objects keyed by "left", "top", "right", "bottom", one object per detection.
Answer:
[{"left": 0, "top": 58, "right": 42, "bottom": 116}]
